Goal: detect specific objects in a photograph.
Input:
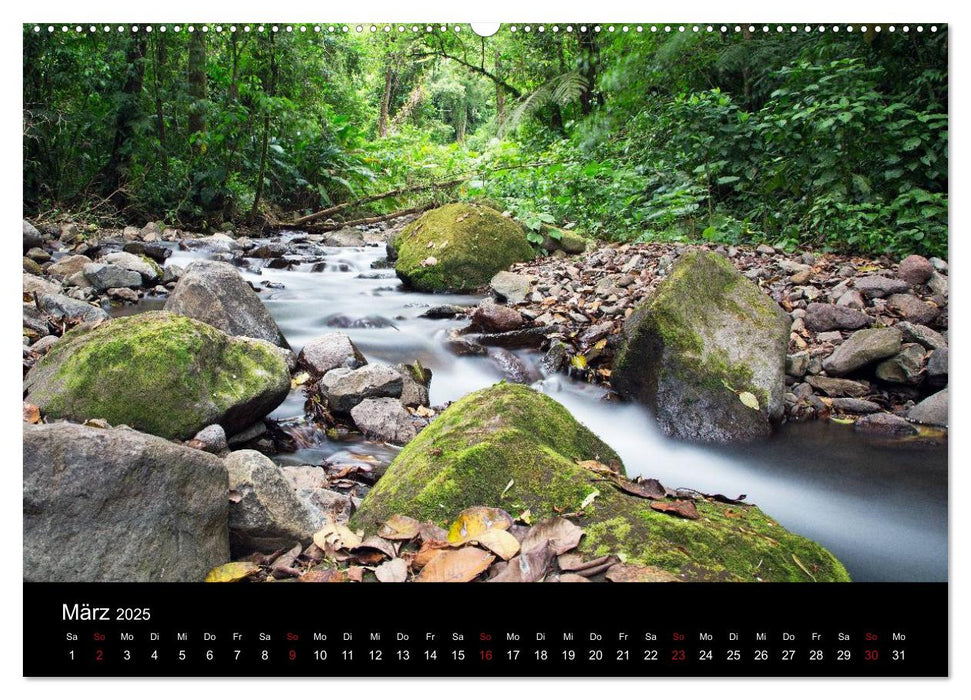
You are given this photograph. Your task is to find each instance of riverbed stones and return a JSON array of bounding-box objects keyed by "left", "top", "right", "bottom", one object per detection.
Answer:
[
  {"left": 394, "top": 362, "right": 432, "bottom": 408},
  {"left": 34, "top": 292, "right": 109, "bottom": 323},
  {"left": 908, "top": 388, "right": 948, "bottom": 427},
  {"left": 875, "top": 344, "right": 925, "bottom": 385},
  {"left": 853, "top": 412, "right": 919, "bottom": 437},
  {"left": 24, "top": 312, "right": 290, "bottom": 440},
  {"left": 350, "top": 397, "right": 421, "bottom": 445},
  {"left": 191, "top": 424, "right": 229, "bottom": 454},
  {"left": 804, "top": 302, "right": 873, "bottom": 332},
  {"left": 854, "top": 275, "right": 910, "bottom": 298},
  {"left": 393, "top": 203, "right": 534, "bottom": 293},
  {"left": 831, "top": 398, "right": 881, "bottom": 414},
  {"left": 104, "top": 251, "right": 162, "bottom": 284},
  {"left": 281, "top": 466, "right": 354, "bottom": 524},
  {"left": 612, "top": 250, "right": 789, "bottom": 443},
  {"left": 23, "top": 273, "right": 61, "bottom": 297},
  {"left": 47, "top": 254, "right": 91, "bottom": 278},
  {"left": 352, "top": 383, "right": 850, "bottom": 582},
  {"left": 896, "top": 322, "right": 946, "bottom": 350},
  {"left": 23, "top": 220, "right": 43, "bottom": 252},
  {"left": 805, "top": 376, "right": 870, "bottom": 398},
  {"left": 225, "top": 450, "right": 323, "bottom": 553},
  {"left": 319, "top": 364, "right": 403, "bottom": 413},
  {"left": 471, "top": 300, "right": 525, "bottom": 332},
  {"left": 490, "top": 271, "right": 533, "bottom": 304},
  {"left": 926, "top": 348, "right": 948, "bottom": 387},
  {"left": 83, "top": 262, "right": 142, "bottom": 291},
  {"left": 24, "top": 423, "right": 229, "bottom": 582},
  {"left": 164, "top": 260, "right": 289, "bottom": 348},
  {"left": 886, "top": 293, "right": 939, "bottom": 325},
  {"left": 822, "top": 327, "right": 902, "bottom": 375},
  {"left": 297, "top": 332, "right": 366, "bottom": 376},
  {"left": 897, "top": 255, "right": 934, "bottom": 286},
  {"left": 786, "top": 352, "right": 810, "bottom": 378}
]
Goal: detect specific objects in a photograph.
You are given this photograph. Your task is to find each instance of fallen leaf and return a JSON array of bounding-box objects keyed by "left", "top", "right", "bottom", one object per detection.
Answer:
[
  {"left": 650, "top": 500, "right": 701, "bottom": 520},
  {"left": 517, "top": 509, "right": 533, "bottom": 525},
  {"left": 351, "top": 536, "right": 397, "bottom": 560},
  {"left": 738, "top": 391, "right": 761, "bottom": 411},
  {"left": 23, "top": 402, "right": 40, "bottom": 424},
  {"left": 556, "top": 573, "right": 592, "bottom": 583},
  {"left": 298, "top": 566, "right": 348, "bottom": 583},
  {"left": 345, "top": 566, "right": 365, "bottom": 582},
  {"left": 489, "top": 541, "right": 554, "bottom": 582},
  {"left": 605, "top": 564, "right": 681, "bottom": 582},
  {"left": 570, "top": 354, "right": 587, "bottom": 370},
  {"left": 792, "top": 554, "right": 817, "bottom": 582},
  {"left": 417, "top": 521, "right": 449, "bottom": 543},
  {"left": 576, "top": 459, "right": 620, "bottom": 476},
  {"left": 374, "top": 558, "right": 409, "bottom": 583},
  {"left": 500, "top": 479, "right": 515, "bottom": 499},
  {"left": 377, "top": 514, "right": 421, "bottom": 541},
  {"left": 468, "top": 529, "right": 521, "bottom": 561},
  {"left": 415, "top": 547, "right": 495, "bottom": 582},
  {"left": 413, "top": 540, "right": 451, "bottom": 570},
  {"left": 580, "top": 489, "right": 600, "bottom": 509},
  {"left": 520, "top": 518, "right": 585, "bottom": 556},
  {"left": 613, "top": 477, "right": 667, "bottom": 500},
  {"left": 205, "top": 562, "right": 260, "bottom": 583},
  {"left": 312, "top": 523, "right": 363, "bottom": 551},
  {"left": 446, "top": 506, "right": 513, "bottom": 544}
]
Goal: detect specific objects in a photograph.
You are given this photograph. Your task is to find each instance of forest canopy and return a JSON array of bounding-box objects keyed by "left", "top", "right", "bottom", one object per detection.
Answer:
[{"left": 23, "top": 24, "right": 948, "bottom": 258}]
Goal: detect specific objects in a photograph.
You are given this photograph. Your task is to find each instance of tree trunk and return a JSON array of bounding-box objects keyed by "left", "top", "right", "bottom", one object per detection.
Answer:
[
  {"left": 103, "top": 34, "right": 147, "bottom": 201},
  {"left": 494, "top": 51, "right": 505, "bottom": 124},
  {"left": 250, "top": 32, "right": 276, "bottom": 221},
  {"left": 187, "top": 29, "right": 207, "bottom": 154},
  {"left": 578, "top": 31, "right": 601, "bottom": 116},
  {"left": 152, "top": 35, "right": 167, "bottom": 164},
  {"left": 378, "top": 59, "right": 394, "bottom": 137}
]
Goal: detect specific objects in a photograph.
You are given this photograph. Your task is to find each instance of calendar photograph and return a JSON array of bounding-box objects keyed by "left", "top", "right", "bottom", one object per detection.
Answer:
[{"left": 22, "top": 21, "right": 947, "bottom": 602}]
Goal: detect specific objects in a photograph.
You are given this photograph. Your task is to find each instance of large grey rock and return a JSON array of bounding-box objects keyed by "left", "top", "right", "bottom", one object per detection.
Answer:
[
  {"left": 225, "top": 450, "right": 322, "bottom": 553},
  {"left": 35, "top": 292, "right": 109, "bottom": 323},
  {"left": 897, "top": 255, "right": 934, "bottom": 285},
  {"left": 896, "top": 322, "right": 947, "bottom": 350},
  {"left": 805, "top": 376, "right": 871, "bottom": 398},
  {"left": 926, "top": 347, "right": 948, "bottom": 387},
  {"left": 23, "top": 220, "right": 43, "bottom": 252},
  {"left": 471, "top": 301, "right": 525, "bottom": 332},
  {"left": 804, "top": 303, "right": 872, "bottom": 332},
  {"left": 612, "top": 250, "right": 789, "bottom": 443},
  {"left": 297, "top": 332, "right": 366, "bottom": 376},
  {"left": 23, "top": 273, "right": 60, "bottom": 297},
  {"left": 83, "top": 262, "right": 142, "bottom": 291},
  {"left": 886, "top": 293, "right": 939, "bottom": 325},
  {"left": 908, "top": 389, "right": 948, "bottom": 427},
  {"left": 822, "top": 328, "right": 902, "bottom": 375},
  {"left": 164, "top": 260, "right": 289, "bottom": 348},
  {"left": 854, "top": 275, "right": 910, "bottom": 298},
  {"left": 831, "top": 398, "right": 881, "bottom": 414},
  {"left": 854, "top": 412, "right": 919, "bottom": 437},
  {"left": 321, "top": 227, "right": 365, "bottom": 247},
  {"left": 875, "top": 344, "right": 926, "bottom": 385},
  {"left": 23, "top": 423, "right": 229, "bottom": 582},
  {"left": 490, "top": 271, "right": 533, "bottom": 305},
  {"left": 320, "top": 364, "right": 403, "bottom": 413},
  {"left": 350, "top": 397, "right": 421, "bottom": 445},
  {"left": 394, "top": 362, "right": 432, "bottom": 407},
  {"left": 194, "top": 233, "right": 239, "bottom": 253},
  {"left": 24, "top": 312, "right": 290, "bottom": 440},
  {"left": 104, "top": 251, "right": 162, "bottom": 284},
  {"left": 46, "top": 254, "right": 92, "bottom": 278},
  {"left": 281, "top": 467, "right": 354, "bottom": 524}
]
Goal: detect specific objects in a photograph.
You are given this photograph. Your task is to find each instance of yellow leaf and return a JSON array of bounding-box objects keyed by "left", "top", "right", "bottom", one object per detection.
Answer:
[
  {"left": 415, "top": 547, "right": 494, "bottom": 582},
  {"left": 517, "top": 508, "right": 533, "bottom": 525},
  {"left": 467, "top": 529, "right": 520, "bottom": 561},
  {"left": 738, "top": 391, "right": 760, "bottom": 411},
  {"left": 500, "top": 479, "right": 514, "bottom": 499},
  {"left": 377, "top": 514, "right": 421, "bottom": 541},
  {"left": 570, "top": 354, "right": 587, "bottom": 370},
  {"left": 446, "top": 506, "right": 512, "bottom": 544},
  {"left": 580, "top": 489, "right": 600, "bottom": 509},
  {"left": 205, "top": 561, "right": 260, "bottom": 583},
  {"left": 313, "top": 523, "right": 363, "bottom": 551},
  {"left": 792, "top": 554, "right": 817, "bottom": 582}
]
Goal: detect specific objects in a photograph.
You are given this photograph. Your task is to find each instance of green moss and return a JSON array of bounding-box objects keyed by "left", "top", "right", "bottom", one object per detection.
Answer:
[
  {"left": 26, "top": 311, "right": 289, "bottom": 439},
  {"left": 352, "top": 381, "right": 850, "bottom": 582},
  {"left": 394, "top": 203, "right": 535, "bottom": 292},
  {"left": 539, "top": 224, "right": 590, "bottom": 255}
]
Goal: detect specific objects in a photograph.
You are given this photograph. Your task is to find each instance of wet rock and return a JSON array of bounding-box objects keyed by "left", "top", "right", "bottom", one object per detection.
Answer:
[
  {"left": 249, "top": 242, "right": 288, "bottom": 258},
  {"left": 59, "top": 222, "right": 81, "bottom": 245},
  {"left": 875, "top": 344, "right": 925, "bottom": 385},
  {"left": 394, "top": 203, "right": 534, "bottom": 293},
  {"left": 926, "top": 347, "right": 948, "bottom": 388},
  {"left": 490, "top": 270, "right": 533, "bottom": 304},
  {"left": 123, "top": 240, "right": 171, "bottom": 263},
  {"left": 24, "top": 312, "right": 290, "bottom": 440},
  {"left": 420, "top": 304, "right": 468, "bottom": 319},
  {"left": 26, "top": 247, "right": 50, "bottom": 263},
  {"left": 897, "top": 255, "right": 934, "bottom": 285},
  {"left": 104, "top": 251, "right": 162, "bottom": 284},
  {"left": 322, "top": 227, "right": 365, "bottom": 247},
  {"left": 24, "top": 423, "right": 229, "bottom": 582},
  {"left": 805, "top": 376, "right": 871, "bottom": 398},
  {"left": 350, "top": 397, "right": 421, "bottom": 444},
  {"left": 165, "top": 260, "right": 290, "bottom": 348},
  {"left": 297, "top": 332, "right": 367, "bottom": 376},
  {"left": 23, "top": 220, "right": 43, "bottom": 252},
  {"left": 854, "top": 275, "right": 910, "bottom": 298},
  {"left": 854, "top": 412, "right": 919, "bottom": 437},
  {"left": 47, "top": 254, "right": 92, "bottom": 278},
  {"left": 83, "top": 262, "right": 142, "bottom": 291},
  {"left": 193, "top": 233, "right": 239, "bottom": 253},
  {"left": 541, "top": 340, "right": 570, "bottom": 374},
  {"left": 822, "top": 327, "right": 902, "bottom": 375},
  {"left": 896, "top": 322, "right": 947, "bottom": 350},
  {"left": 471, "top": 301, "right": 525, "bottom": 333},
  {"left": 107, "top": 287, "right": 139, "bottom": 303},
  {"left": 886, "top": 293, "right": 939, "bottom": 325},
  {"left": 191, "top": 424, "right": 229, "bottom": 454},
  {"left": 325, "top": 313, "right": 396, "bottom": 329},
  {"left": 831, "top": 398, "right": 882, "bottom": 414},
  {"left": 487, "top": 347, "right": 539, "bottom": 384},
  {"left": 161, "top": 264, "right": 183, "bottom": 285},
  {"left": 393, "top": 362, "right": 432, "bottom": 408},
  {"left": 907, "top": 388, "right": 948, "bottom": 427},
  {"left": 444, "top": 329, "right": 487, "bottom": 356},
  {"left": 320, "top": 364, "right": 403, "bottom": 413},
  {"left": 23, "top": 257, "right": 43, "bottom": 275},
  {"left": 786, "top": 352, "right": 810, "bottom": 378},
  {"left": 804, "top": 303, "right": 872, "bottom": 332},
  {"left": 476, "top": 325, "right": 552, "bottom": 350},
  {"left": 612, "top": 250, "right": 789, "bottom": 443},
  {"left": 225, "top": 450, "right": 323, "bottom": 554},
  {"left": 228, "top": 421, "right": 268, "bottom": 447}
]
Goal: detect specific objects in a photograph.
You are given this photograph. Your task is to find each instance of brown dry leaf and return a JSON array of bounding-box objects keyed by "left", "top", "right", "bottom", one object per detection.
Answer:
[
  {"left": 489, "top": 541, "right": 554, "bottom": 582},
  {"left": 204, "top": 561, "right": 260, "bottom": 583},
  {"left": 23, "top": 402, "right": 40, "bottom": 424},
  {"left": 650, "top": 500, "right": 701, "bottom": 520},
  {"left": 557, "top": 553, "right": 585, "bottom": 571},
  {"left": 468, "top": 529, "right": 521, "bottom": 561},
  {"left": 521, "top": 517, "right": 585, "bottom": 556},
  {"left": 613, "top": 477, "right": 667, "bottom": 500},
  {"left": 446, "top": 506, "right": 513, "bottom": 544},
  {"left": 377, "top": 514, "right": 421, "bottom": 541},
  {"left": 556, "top": 573, "right": 592, "bottom": 583},
  {"left": 413, "top": 539, "right": 451, "bottom": 571},
  {"left": 605, "top": 564, "right": 681, "bottom": 583},
  {"left": 415, "top": 547, "right": 495, "bottom": 583},
  {"left": 576, "top": 459, "right": 619, "bottom": 476},
  {"left": 374, "top": 558, "right": 409, "bottom": 583},
  {"left": 345, "top": 566, "right": 365, "bottom": 582},
  {"left": 351, "top": 536, "right": 397, "bottom": 560},
  {"left": 299, "top": 566, "right": 349, "bottom": 583},
  {"left": 417, "top": 521, "right": 449, "bottom": 543}
]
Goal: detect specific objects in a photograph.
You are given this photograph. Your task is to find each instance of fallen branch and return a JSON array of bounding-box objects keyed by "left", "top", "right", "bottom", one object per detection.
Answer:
[
  {"left": 289, "top": 178, "right": 466, "bottom": 226},
  {"left": 301, "top": 204, "right": 436, "bottom": 233}
]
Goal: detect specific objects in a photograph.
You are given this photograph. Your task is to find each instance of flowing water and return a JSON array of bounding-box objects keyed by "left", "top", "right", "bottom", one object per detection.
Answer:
[{"left": 147, "top": 236, "right": 948, "bottom": 582}]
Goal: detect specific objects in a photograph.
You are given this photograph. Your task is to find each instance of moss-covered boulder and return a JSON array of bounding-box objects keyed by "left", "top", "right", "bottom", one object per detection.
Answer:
[
  {"left": 612, "top": 249, "right": 789, "bottom": 443},
  {"left": 539, "top": 224, "right": 590, "bottom": 255},
  {"left": 352, "top": 383, "right": 849, "bottom": 582},
  {"left": 394, "top": 203, "right": 535, "bottom": 292},
  {"left": 24, "top": 311, "right": 290, "bottom": 440}
]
